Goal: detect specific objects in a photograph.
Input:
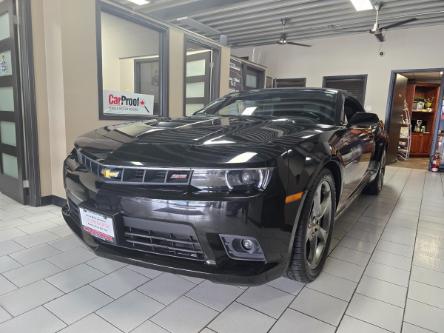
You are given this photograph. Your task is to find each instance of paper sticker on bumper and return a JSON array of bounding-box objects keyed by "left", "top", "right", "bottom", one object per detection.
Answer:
[{"left": 80, "top": 208, "right": 115, "bottom": 242}]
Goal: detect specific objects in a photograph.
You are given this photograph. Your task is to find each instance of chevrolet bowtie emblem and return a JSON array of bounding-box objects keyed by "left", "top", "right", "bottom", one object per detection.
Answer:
[{"left": 101, "top": 168, "right": 120, "bottom": 179}]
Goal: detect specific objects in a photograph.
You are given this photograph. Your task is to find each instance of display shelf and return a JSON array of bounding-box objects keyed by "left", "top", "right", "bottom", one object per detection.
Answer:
[{"left": 407, "top": 83, "right": 440, "bottom": 157}]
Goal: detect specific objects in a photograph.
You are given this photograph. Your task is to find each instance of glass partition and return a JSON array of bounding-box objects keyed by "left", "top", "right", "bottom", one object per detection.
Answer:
[
  {"left": 0, "top": 13, "right": 9, "bottom": 41},
  {"left": 0, "top": 87, "right": 14, "bottom": 111},
  {"left": 2, "top": 153, "right": 17, "bottom": 178},
  {"left": 0, "top": 121, "right": 16, "bottom": 146}
]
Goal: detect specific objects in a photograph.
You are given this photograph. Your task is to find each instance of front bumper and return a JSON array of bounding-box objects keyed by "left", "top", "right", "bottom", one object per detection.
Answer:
[{"left": 63, "top": 161, "right": 301, "bottom": 285}]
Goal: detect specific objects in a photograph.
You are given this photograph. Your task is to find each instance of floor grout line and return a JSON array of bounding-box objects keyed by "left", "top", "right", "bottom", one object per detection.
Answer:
[
  {"left": 264, "top": 282, "right": 310, "bottom": 333},
  {"left": 345, "top": 313, "right": 395, "bottom": 332},
  {"left": 285, "top": 307, "right": 337, "bottom": 328},
  {"left": 133, "top": 275, "right": 212, "bottom": 333},
  {"left": 403, "top": 319, "right": 439, "bottom": 333}
]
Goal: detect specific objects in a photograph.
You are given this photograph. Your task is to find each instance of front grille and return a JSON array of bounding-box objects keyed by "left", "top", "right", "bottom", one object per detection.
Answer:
[
  {"left": 122, "top": 169, "right": 145, "bottom": 182},
  {"left": 123, "top": 227, "right": 205, "bottom": 261},
  {"left": 66, "top": 191, "right": 204, "bottom": 262},
  {"left": 77, "top": 151, "right": 192, "bottom": 185}
]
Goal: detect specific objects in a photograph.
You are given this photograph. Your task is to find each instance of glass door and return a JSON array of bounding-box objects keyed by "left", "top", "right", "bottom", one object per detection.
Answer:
[
  {"left": 184, "top": 41, "right": 213, "bottom": 116},
  {"left": 0, "top": 0, "right": 26, "bottom": 203}
]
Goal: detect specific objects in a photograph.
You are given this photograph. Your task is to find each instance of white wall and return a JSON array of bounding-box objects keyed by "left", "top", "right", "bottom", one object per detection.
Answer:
[
  {"left": 233, "top": 24, "right": 444, "bottom": 120},
  {"left": 42, "top": 0, "right": 67, "bottom": 197}
]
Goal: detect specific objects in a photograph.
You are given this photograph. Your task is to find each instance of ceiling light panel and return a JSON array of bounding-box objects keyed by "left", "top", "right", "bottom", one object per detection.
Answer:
[
  {"left": 350, "top": 0, "right": 374, "bottom": 11},
  {"left": 127, "top": 0, "right": 150, "bottom": 6}
]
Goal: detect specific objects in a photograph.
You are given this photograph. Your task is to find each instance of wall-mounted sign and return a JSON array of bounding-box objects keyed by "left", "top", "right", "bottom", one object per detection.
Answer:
[
  {"left": 103, "top": 90, "right": 154, "bottom": 116},
  {"left": 229, "top": 57, "right": 242, "bottom": 92}
]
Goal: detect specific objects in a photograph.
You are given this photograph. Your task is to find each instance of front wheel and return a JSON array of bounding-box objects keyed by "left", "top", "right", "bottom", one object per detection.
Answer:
[{"left": 286, "top": 169, "right": 336, "bottom": 282}]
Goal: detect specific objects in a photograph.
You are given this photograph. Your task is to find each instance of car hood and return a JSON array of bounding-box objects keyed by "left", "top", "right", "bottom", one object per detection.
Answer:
[{"left": 74, "top": 116, "right": 333, "bottom": 167}]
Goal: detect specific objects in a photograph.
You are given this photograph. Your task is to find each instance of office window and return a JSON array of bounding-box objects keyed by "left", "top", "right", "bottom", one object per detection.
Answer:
[
  {"left": 244, "top": 66, "right": 264, "bottom": 90},
  {"left": 274, "top": 78, "right": 306, "bottom": 88},
  {"left": 229, "top": 57, "right": 265, "bottom": 92},
  {"left": 323, "top": 75, "right": 367, "bottom": 104},
  {"left": 98, "top": 8, "right": 167, "bottom": 119}
]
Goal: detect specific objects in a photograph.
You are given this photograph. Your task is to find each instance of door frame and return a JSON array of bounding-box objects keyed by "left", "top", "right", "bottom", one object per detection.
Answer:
[
  {"left": 431, "top": 73, "right": 444, "bottom": 169},
  {"left": 134, "top": 57, "right": 161, "bottom": 115},
  {"left": 385, "top": 68, "right": 444, "bottom": 169},
  {"left": 18, "top": 0, "right": 40, "bottom": 206}
]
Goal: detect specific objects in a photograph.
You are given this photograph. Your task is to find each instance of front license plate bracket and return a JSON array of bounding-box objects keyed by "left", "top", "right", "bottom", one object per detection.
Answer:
[{"left": 79, "top": 206, "right": 120, "bottom": 244}]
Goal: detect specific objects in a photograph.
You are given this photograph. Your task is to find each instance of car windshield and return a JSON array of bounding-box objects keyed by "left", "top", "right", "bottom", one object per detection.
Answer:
[{"left": 194, "top": 90, "right": 338, "bottom": 124}]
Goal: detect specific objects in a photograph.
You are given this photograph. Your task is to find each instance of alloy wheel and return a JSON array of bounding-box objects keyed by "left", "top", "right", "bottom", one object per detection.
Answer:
[{"left": 305, "top": 179, "right": 332, "bottom": 269}]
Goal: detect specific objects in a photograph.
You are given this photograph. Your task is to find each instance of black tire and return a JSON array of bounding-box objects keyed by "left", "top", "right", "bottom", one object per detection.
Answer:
[
  {"left": 286, "top": 169, "right": 336, "bottom": 283},
  {"left": 364, "top": 149, "right": 386, "bottom": 195}
]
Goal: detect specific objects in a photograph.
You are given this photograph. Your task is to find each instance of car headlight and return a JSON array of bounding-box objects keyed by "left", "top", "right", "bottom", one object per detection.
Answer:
[{"left": 191, "top": 168, "right": 272, "bottom": 192}]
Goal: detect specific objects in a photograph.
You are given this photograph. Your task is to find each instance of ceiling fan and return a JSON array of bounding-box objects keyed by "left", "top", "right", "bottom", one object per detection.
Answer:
[
  {"left": 329, "top": 2, "right": 418, "bottom": 42},
  {"left": 276, "top": 18, "right": 311, "bottom": 47},
  {"left": 369, "top": 2, "right": 418, "bottom": 42}
]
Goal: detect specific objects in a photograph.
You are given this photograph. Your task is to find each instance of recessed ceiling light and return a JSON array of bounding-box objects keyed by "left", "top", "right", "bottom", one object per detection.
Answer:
[
  {"left": 440, "top": 71, "right": 444, "bottom": 76},
  {"left": 350, "top": 0, "right": 374, "bottom": 11},
  {"left": 127, "top": 0, "right": 150, "bottom": 5}
]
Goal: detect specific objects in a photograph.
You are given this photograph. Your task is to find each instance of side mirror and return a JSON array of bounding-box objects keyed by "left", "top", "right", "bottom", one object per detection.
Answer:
[{"left": 348, "top": 112, "right": 379, "bottom": 126}]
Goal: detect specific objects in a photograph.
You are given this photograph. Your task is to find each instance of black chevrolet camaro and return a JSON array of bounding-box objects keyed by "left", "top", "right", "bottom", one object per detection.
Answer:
[{"left": 62, "top": 88, "right": 387, "bottom": 284}]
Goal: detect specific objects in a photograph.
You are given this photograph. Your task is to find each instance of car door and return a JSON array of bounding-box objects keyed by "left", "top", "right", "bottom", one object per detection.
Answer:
[{"left": 336, "top": 97, "right": 374, "bottom": 206}]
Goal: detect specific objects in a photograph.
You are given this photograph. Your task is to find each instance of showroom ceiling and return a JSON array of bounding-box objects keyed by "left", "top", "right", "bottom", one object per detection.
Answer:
[{"left": 109, "top": 0, "right": 444, "bottom": 47}]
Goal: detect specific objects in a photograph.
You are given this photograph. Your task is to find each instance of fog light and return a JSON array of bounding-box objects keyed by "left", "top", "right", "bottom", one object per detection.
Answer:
[
  {"left": 219, "top": 234, "right": 265, "bottom": 261},
  {"left": 241, "top": 239, "right": 255, "bottom": 252}
]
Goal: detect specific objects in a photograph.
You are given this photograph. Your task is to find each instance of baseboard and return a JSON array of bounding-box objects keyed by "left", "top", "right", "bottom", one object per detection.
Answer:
[{"left": 41, "top": 195, "right": 67, "bottom": 207}]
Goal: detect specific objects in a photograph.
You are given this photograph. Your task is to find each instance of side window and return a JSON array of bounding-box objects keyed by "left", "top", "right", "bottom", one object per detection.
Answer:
[{"left": 344, "top": 97, "right": 364, "bottom": 123}]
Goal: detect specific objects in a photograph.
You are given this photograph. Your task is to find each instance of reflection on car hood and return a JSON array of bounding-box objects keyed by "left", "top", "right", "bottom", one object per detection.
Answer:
[{"left": 74, "top": 116, "right": 334, "bottom": 167}]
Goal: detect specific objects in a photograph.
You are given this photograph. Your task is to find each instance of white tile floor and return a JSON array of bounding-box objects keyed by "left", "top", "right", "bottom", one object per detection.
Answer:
[{"left": 0, "top": 166, "right": 443, "bottom": 333}]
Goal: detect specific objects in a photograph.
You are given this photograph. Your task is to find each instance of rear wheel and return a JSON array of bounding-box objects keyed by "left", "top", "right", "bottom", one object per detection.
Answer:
[
  {"left": 364, "top": 149, "right": 386, "bottom": 195},
  {"left": 286, "top": 169, "right": 336, "bottom": 282}
]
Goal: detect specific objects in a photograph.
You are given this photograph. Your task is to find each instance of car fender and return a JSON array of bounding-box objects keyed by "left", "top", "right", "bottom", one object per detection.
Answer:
[{"left": 282, "top": 141, "right": 343, "bottom": 268}]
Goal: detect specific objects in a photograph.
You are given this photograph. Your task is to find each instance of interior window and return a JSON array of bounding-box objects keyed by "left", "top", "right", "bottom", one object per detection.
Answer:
[
  {"left": 323, "top": 75, "right": 367, "bottom": 105},
  {"left": 100, "top": 11, "right": 165, "bottom": 118}
]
